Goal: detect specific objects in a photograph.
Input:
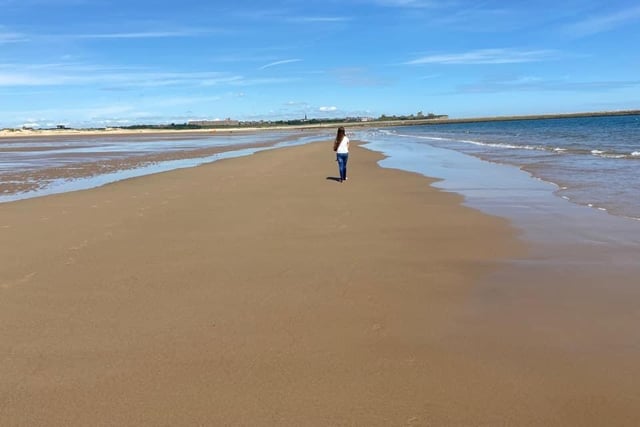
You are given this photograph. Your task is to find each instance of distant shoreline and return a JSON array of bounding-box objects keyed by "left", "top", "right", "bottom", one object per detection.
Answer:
[
  {"left": 418, "top": 109, "right": 640, "bottom": 125},
  {"left": 2, "top": 109, "right": 638, "bottom": 139}
]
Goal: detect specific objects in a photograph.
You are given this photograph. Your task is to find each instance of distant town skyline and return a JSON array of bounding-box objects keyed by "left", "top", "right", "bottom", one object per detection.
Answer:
[{"left": 1, "top": 0, "right": 639, "bottom": 128}]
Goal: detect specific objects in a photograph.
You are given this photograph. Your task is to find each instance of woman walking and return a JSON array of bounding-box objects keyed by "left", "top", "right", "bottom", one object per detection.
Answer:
[{"left": 333, "top": 126, "right": 349, "bottom": 182}]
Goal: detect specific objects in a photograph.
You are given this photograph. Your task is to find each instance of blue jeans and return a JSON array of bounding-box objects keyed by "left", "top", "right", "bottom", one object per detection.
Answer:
[{"left": 337, "top": 153, "right": 348, "bottom": 181}]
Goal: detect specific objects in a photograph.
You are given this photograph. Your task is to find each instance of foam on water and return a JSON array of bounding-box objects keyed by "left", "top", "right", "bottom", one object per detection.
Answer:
[
  {"left": 369, "top": 115, "right": 640, "bottom": 220},
  {"left": 354, "top": 125, "right": 640, "bottom": 250}
]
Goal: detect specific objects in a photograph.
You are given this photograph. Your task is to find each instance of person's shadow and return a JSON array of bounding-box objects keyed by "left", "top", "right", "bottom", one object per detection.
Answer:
[{"left": 326, "top": 177, "right": 341, "bottom": 182}]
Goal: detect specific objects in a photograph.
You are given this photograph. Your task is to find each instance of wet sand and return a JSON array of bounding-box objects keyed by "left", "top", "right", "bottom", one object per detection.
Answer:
[
  {"left": 1, "top": 141, "right": 639, "bottom": 425},
  {"left": 0, "top": 132, "right": 312, "bottom": 196}
]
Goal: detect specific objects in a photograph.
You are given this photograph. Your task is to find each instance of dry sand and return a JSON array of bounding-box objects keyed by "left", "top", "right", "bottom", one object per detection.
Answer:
[{"left": 1, "top": 141, "right": 638, "bottom": 425}]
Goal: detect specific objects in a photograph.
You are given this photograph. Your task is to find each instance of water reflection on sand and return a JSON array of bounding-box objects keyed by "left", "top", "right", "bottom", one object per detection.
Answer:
[{"left": 0, "top": 130, "right": 327, "bottom": 203}]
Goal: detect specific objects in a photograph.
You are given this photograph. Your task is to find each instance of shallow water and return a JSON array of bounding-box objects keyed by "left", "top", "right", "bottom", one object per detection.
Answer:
[
  {"left": 356, "top": 127, "right": 640, "bottom": 269},
  {"left": 0, "top": 130, "right": 326, "bottom": 203},
  {"left": 367, "top": 115, "right": 640, "bottom": 220}
]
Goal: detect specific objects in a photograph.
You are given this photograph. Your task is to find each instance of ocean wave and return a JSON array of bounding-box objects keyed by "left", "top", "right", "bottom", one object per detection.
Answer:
[
  {"left": 591, "top": 151, "right": 640, "bottom": 159},
  {"left": 594, "top": 153, "right": 626, "bottom": 159},
  {"left": 378, "top": 129, "right": 640, "bottom": 160},
  {"left": 390, "top": 131, "right": 545, "bottom": 151},
  {"left": 457, "top": 139, "right": 543, "bottom": 151}
]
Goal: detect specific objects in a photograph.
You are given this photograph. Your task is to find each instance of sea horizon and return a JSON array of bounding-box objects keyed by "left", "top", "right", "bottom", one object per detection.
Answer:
[{"left": 2, "top": 108, "right": 639, "bottom": 134}]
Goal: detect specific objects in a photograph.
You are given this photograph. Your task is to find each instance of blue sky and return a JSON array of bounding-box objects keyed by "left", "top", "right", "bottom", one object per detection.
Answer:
[{"left": 1, "top": 0, "right": 639, "bottom": 128}]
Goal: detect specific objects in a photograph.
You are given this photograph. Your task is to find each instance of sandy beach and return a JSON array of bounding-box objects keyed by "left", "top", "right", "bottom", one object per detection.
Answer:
[{"left": 1, "top": 141, "right": 639, "bottom": 425}]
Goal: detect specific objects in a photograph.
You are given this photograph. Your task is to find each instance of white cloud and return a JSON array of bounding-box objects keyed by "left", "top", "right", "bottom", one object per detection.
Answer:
[
  {"left": 259, "top": 59, "right": 302, "bottom": 70},
  {"left": 0, "top": 72, "right": 75, "bottom": 86},
  {"left": 406, "top": 48, "right": 560, "bottom": 65},
  {"left": 319, "top": 106, "right": 337, "bottom": 112},
  {"left": 564, "top": 5, "right": 640, "bottom": 37}
]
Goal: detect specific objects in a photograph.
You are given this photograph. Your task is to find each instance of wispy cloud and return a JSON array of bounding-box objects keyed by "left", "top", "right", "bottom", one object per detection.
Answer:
[
  {"left": 564, "top": 5, "right": 640, "bottom": 37},
  {"left": 419, "top": 74, "right": 440, "bottom": 80},
  {"left": 406, "top": 48, "right": 560, "bottom": 65},
  {"left": 371, "top": 0, "right": 440, "bottom": 8},
  {"left": 457, "top": 76, "right": 640, "bottom": 94},
  {"left": 67, "top": 28, "right": 216, "bottom": 39},
  {"left": 6, "top": 93, "right": 232, "bottom": 123},
  {"left": 0, "top": 27, "right": 220, "bottom": 45},
  {"left": 319, "top": 106, "right": 337, "bottom": 112},
  {"left": 285, "top": 101, "right": 309, "bottom": 107},
  {"left": 211, "top": 53, "right": 278, "bottom": 64},
  {"left": 230, "top": 7, "right": 350, "bottom": 24},
  {"left": 285, "top": 16, "right": 351, "bottom": 23},
  {"left": 1, "top": 0, "right": 96, "bottom": 5},
  {"left": 75, "top": 31, "right": 199, "bottom": 39},
  {"left": 0, "top": 63, "right": 295, "bottom": 89},
  {"left": 0, "top": 28, "right": 29, "bottom": 43},
  {"left": 259, "top": 59, "right": 302, "bottom": 70},
  {"left": 431, "top": 7, "right": 527, "bottom": 32},
  {"left": 332, "top": 67, "right": 390, "bottom": 87}
]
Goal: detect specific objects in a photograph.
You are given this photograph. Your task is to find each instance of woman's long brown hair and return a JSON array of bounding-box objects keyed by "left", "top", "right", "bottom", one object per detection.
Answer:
[{"left": 335, "top": 126, "right": 345, "bottom": 144}]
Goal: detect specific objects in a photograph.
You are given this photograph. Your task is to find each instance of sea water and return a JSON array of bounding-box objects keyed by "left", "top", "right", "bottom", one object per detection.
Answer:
[
  {"left": 0, "top": 130, "right": 322, "bottom": 203},
  {"left": 356, "top": 115, "right": 640, "bottom": 221}
]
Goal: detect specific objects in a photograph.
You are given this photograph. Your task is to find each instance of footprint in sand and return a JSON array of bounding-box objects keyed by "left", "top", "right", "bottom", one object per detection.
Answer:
[
  {"left": 1, "top": 272, "right": 37, "bottom": 290},
  {"left": 69, "top": 240, "right": 89, "bottom": 251},
  {"left": 66, "top": 240, "right": 89, "bottom": 265}
]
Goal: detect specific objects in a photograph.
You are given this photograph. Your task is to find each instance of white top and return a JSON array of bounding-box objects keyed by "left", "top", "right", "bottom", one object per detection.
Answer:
[{"left": 336, "top": 136, "right": 350, "bottom": 154}]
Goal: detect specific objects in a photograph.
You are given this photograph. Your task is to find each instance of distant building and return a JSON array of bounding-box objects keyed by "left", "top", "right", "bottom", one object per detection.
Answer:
[{"left": 188, "top": 118, "right": 239, "bottom": 127}]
